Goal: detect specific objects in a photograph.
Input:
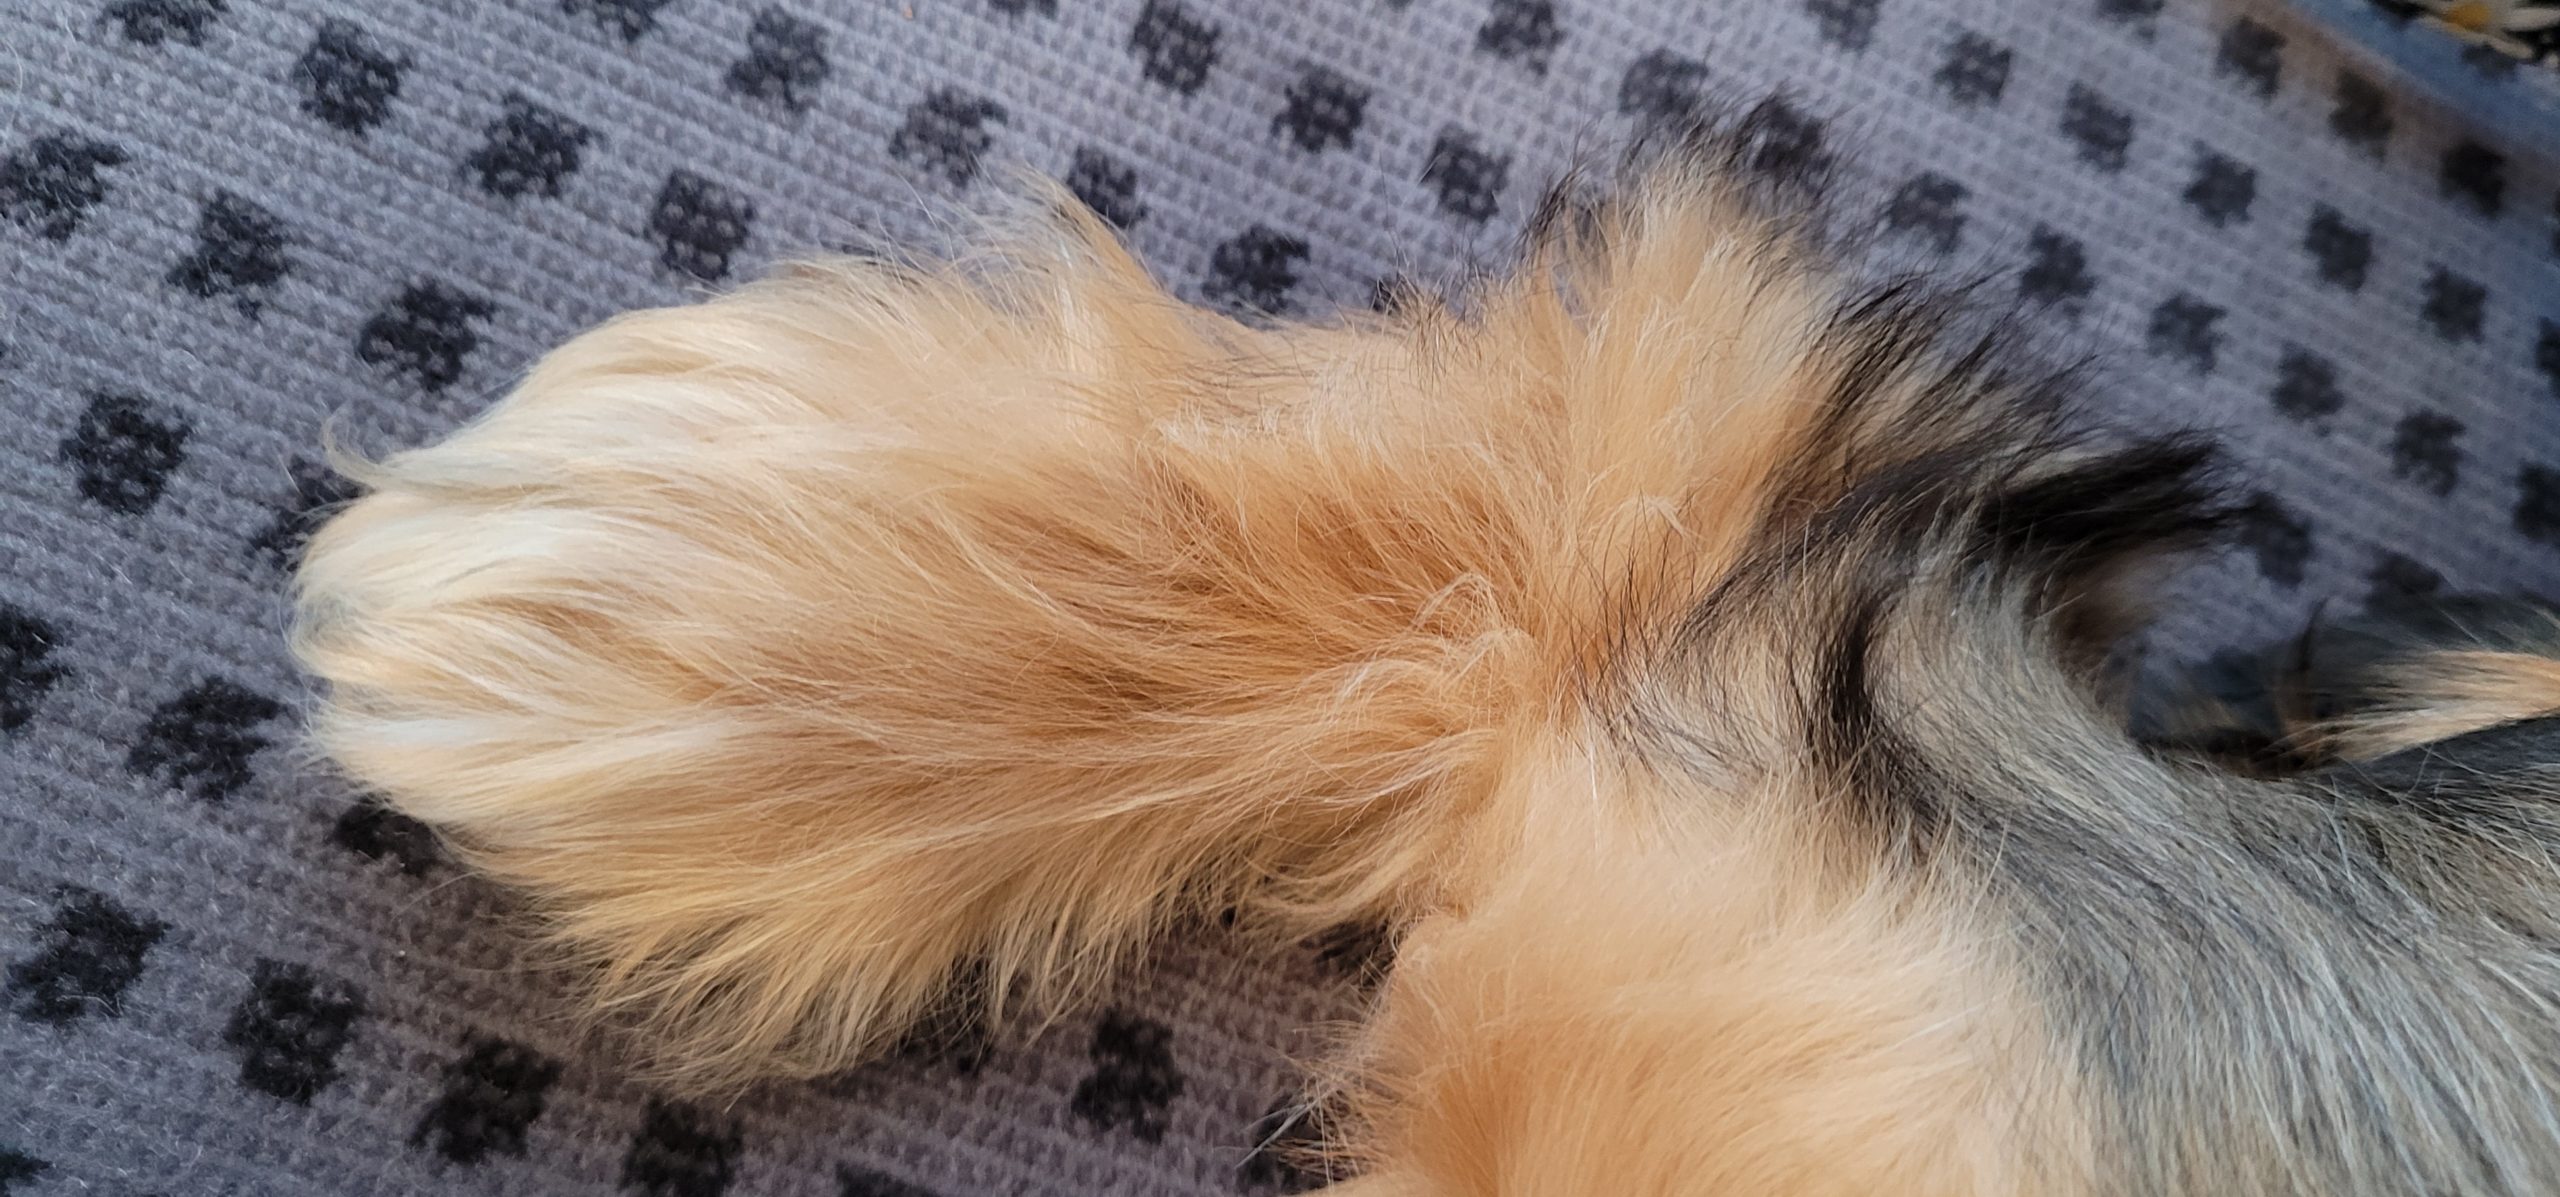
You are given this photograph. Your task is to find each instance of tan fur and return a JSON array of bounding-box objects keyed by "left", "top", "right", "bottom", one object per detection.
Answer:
[
  {"left": 2312, "top": 650, "right": 2560, "bottom": 761},
  {"left": 1324, "top": 746, "right": 2085, "bottom": 1197},
  {"left": 295, "top": 174, "right": 2090, "bottom": 1187}
]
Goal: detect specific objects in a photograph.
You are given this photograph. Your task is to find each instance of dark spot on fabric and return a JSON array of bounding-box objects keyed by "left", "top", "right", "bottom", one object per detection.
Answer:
[
  {"left": 1069, "top": 1010, "right": 1185, "bottom": 1143},
  {"left": 2329, "top": 70, "right": 2392, "bottom": 155},
  {"left": 0, "top": 607, "right": 68, "bottom": 734},
  {"left": 1620, "top": 48, "right": 1709, "bottom": 121},
  {"left": 1064, "top": 146, "right": 1146, "bottom": 229},
  {"left": 621, "top": 1100, "right": 743, "bottom": 1197},
  {"left": 1421, "top": 127, "right": 1508, "bottom": 222},
  {"left": 648, "top": 171, "right": 756, "bottom": 281},
  {"left": 1475, "top": 0, "right": 1564, "bottom": 72},
  {"left": 412, "top": 1036, "right": 564, "bottom": 1164},
  {"left": 468, "top": 95, "right": 593, "bottom": 199},
  {"left": 889, "top": 89, "right": 1008, "bottom": 186},
  {"left": 1203, "top": 225, "right": 1309, "bottom": 315},
  {"left": 2420, "top": 267, "right": 2485, "bottom": 343},
  {"left": 168, "top": 191, "right": 290, "bottom": 314},
  {"left": 2216, "top": 18, "right": 2283, "bottom": 97},
  {"left": 223, "top": 959, "right": 365, "bottom": 1104},
  {"left": 356, "top": 281, "right": 497, "bottom": 390},
  {"left": 563, "top": 0, "right": 675, "bottom": 41},
  {"left": 2388, "top": 410, "right": 2463, "bottom": 496},
  {"left": 2439, "top": 141, "right": 2505, "bottom": 216},
  {"left": 726, "top": 9, "right": 831, "bottom": 113},
  {"left": 126, "top": 677, "right": 285, "bottom": 804},
  {"left": 2182, "top": 149, "right": 2254, "bottom": 227},
  {"left": 2303, "top": 205, "right": 2371, "bottom": 291},
  {"left": 1935, "top": 32, "right": 2010, "bottom": 105},
  {"left": 292, "top": 20, "right": 407, "bottom": 135},
  {"left": 2, "top": 133, "right": 130, "bottom": 240},
  {"left": 1272, "top": 67, "right": 1367, "bottom": 153},
  {"left": 2146, "top": 293, "right": 2223, "bottom": 372},
  {"left": 331, "top": 800, "right": 442, "bottom": 876},
  {"left": 2236, "top": 492, "right": 2313, "bottom": 586},
  {"left": 59, "top": 392, "right": 187, "bottom": 515},
  {"left": 5, "top": 889, "right": 166, "bottom": 1025},
  {"left": 104, "top": 0, "right": 228, "bottom": 46},
  {"left": 2270, "top": 347, "right": 2344, "bottom": 424},
  {"left": 2061, "top": 85, "right": 2134, "bottom": 171},
  {"left": 2019, "top": 226, "right": 2094, "bottom": 311},
  {"left": 1129, "top": 0, "right": 1221, "bottom": 94}
]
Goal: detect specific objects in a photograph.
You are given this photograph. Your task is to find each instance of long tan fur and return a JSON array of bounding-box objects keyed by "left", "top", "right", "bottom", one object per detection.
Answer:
[
  {"left": 301, "top": 133, "right": 2560, "bottom": 1193},
  {"left": 296, "top": 175, "right": 1828, "bottom": 1068},
  {"left": 295, "top": 160, "right": 2079, "bottom": 1186}
]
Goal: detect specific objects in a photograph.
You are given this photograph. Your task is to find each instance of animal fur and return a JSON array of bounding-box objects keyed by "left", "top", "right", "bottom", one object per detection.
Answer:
[
  {"left": 2147, "top": 595, "right": 2560, "bottom": 770},
  {"left": 291, "top": 114, "right": 2560, "bottom": 1194}
]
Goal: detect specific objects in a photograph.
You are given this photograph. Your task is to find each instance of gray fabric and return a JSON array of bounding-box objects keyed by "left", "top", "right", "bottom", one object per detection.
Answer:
[{"left": 3, "top": 0, "right": 2557, "bottom": 1193}]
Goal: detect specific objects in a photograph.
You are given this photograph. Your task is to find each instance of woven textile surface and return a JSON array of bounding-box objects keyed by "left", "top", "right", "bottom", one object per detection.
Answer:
[{"left": 5, "top": 0, "right": 2559, "bottom": 1193}]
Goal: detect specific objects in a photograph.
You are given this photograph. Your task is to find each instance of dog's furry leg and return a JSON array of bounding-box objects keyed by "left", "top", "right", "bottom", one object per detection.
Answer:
[
  {"left": 2146, "top": 596, "right": 2560, "bottom": 770},
  {"left": 295, "top": 199, "right": 1599, "bottom": 1087},
  {"left": 295, "top": 143, "right": 2158, "bottom": 1189},
  {"left": 299, "top": 206, "right": 1459, "bottom": 1084},
  {"left": 2275, "top": 596, "right": 2560, "bottom": 762}
]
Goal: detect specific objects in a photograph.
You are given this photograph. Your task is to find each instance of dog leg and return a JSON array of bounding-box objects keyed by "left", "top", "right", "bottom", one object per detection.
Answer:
[
  {"left": 2147, "top": 596, "right": 2560, "bottom": 770},
  {"left": 292, "top": 199, "right": 1590, "bottom": 1087}
]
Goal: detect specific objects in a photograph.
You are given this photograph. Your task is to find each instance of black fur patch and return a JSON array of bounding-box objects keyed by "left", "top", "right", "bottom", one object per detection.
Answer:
[
  {"left": 1648, "top": 235, "right": 2228, "bottom": 850},
  {"left": 1976, "top": 437, "right": 2230, "bottom": 585}
]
